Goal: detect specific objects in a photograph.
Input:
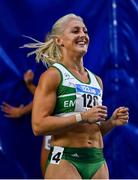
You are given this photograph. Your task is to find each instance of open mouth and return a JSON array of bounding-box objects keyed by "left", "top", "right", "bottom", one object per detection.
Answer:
[
  {"left": 75, "top": 38, "right": 88, "bottom": 47},
  {"left": 77, "top": 41, "right": 86, "bottom": 45},
  {"left": 75, "top": 41, "right": 88, "bottom": 49}
]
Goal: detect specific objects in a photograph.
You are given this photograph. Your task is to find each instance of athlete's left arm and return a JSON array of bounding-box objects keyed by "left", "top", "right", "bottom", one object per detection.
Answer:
[
  {"left": 95, "top": 76, "right": 129, "bottom": 136},
  {"left": 99, "top": 107, "right": 129, "bottom": 136}
]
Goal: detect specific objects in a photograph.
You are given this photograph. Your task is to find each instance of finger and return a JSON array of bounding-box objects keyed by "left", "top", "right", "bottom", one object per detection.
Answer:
[
  {"left": 1, "top": 104, "right": 12, "bottom": 110},
  {"left": 98, "top": 109, "right": 107, "bottom": 114},
  {"left": 2, "top": 102, "right": 12, "bottom": 109},
  {"left": 118, "top": 107, "right": 129, "bottom": 112},
  {"left": 4, "top": 114, "right": 13, "bottom": 118},
  {"left": 98, "top": 117, "right": 106, "bottom": 121},
  {"left": 1, "top": 108, "right": 11, "bottom": 113},
  {"left": 97, "top": 114, "right": 106, "bottom": 121},
  {"left": 118, "top": 106, "right": 126, "bottom": 109},
  {"left": 1, "top": 106, "right": 11, "bottom": 113},
  {"left": 118, "top": 106, "right": 128, "bottom": 110},
  {"left": 99, "top": 113, "right": 107, "bottom": 119},
  {"left": 4, "top": 114, "right": 17, "bottom": 118},
  {"left": 117, "top": 113, "right": 129, "bottom": 117},
  {"left": 117, "top": 115, "right": 129, "bottom": 120},
  {"left": 0, "top": 105, "right": 5, "bottom": 110},
  {"left": 1, "top": 104, "right": 9, "bottom": 109},
  {"left": 96, "top": 105, "right": 107, "bottom": 110},
  {"left": 117, "top": 112, "right": 129, "bottom": 117},
  {"left": 96, "top": 105, "right": 107, "bottom": 109}
]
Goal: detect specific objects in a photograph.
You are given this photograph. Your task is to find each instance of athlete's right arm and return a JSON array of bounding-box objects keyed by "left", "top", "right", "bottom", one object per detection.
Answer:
[
  {"left": 32, "top": 67, "right": 79, "bottom": 136},
  {"left": 32, "top": 67, "right": 108, "bottom": 136}
]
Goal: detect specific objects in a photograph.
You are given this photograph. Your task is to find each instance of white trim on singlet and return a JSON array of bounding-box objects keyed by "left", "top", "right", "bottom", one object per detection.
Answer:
[{"left": 58, "top": 93, "right": 76, "bottom": 98}]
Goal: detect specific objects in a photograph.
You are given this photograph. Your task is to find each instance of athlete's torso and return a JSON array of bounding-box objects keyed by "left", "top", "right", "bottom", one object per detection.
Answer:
[{"left": 51, "top": 63, "right": 103, "bottom": 148}]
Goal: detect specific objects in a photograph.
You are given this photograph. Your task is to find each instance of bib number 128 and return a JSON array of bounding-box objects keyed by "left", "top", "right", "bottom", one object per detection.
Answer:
[{"left": 82, "top": 94, "right": 98, "bottom": 107}]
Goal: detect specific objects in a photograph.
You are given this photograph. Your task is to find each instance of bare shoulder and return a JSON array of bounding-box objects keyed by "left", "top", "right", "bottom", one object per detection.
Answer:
[
  {"left": 37, "top": 67, "right": 61, "bottom": 91},
  {"left": 40, "top": 67, "right": 61, "bottom": 81},
  {"left": 95, "top": 75, "right": 103, "bottom": 90}
]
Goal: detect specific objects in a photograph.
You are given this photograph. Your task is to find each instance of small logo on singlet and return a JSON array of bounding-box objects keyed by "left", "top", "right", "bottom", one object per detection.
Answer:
[
  {"left": 65, "top": 73, "right": 70, "bottom": 78},
  {"left": 64, "top": 73, "right": 74, "bottom": 81},
  {"left": 71, "top": 153, "right": 79, "bottom": 158}
]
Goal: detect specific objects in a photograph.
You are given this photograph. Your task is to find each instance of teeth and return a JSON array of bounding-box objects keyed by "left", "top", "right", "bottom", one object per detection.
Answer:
[{"left": 77, "top": 42, "right": 85, "bottom": 45}]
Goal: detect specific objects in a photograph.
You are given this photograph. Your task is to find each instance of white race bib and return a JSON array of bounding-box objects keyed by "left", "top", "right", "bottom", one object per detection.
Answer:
[{"left": 50, "top": 146, "right": 64, "bottom": 165}]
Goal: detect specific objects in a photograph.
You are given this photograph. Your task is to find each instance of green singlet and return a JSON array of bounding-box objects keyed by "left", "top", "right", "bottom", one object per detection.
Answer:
[{"left": 46, "top": 63, "right": 105, "bottom": 179}]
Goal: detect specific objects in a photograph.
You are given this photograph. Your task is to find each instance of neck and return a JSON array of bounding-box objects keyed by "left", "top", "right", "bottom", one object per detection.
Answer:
[
  {"left": 62, "top": 59, "right": 84, "bottom": 73},
  {"left": 61, "top": 53, "right": 84, "bottom": 73}
]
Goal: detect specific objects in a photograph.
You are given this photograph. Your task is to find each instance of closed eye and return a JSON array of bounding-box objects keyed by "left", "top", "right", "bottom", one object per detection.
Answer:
[
  {"left": 71, "top": 29, "right": 88, "bottom": 34},
  {"left": 71, "top": 28, "right": 79, "bottom": 34}
]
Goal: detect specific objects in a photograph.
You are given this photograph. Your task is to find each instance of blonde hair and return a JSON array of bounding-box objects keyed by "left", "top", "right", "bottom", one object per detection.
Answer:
[{"left": 22, "top": 14, "right": 83, "bottom": 66}]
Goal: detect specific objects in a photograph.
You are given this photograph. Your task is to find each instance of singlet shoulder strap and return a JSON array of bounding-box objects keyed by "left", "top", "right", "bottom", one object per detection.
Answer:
[
  {"left": 94, "top": 74, "right": 103, "bottom": 90},
  {"left": 85, "top": 68, "right": 103, "bottom": 89},
  {"left": 52, "top": 63, "right": 69, "bottom": 74},
  {"left": 50, "top": 63, "right": 64, "bottom": 87}
]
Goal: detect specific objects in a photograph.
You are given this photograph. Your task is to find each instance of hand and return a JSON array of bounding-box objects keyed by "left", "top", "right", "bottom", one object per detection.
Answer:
[
  {"left": 1, "top": 102, "right": 24, "bottom": 118},
  {"left": 24, "top": 69, "right": 34, "bottom": 85},
  {"left": 110, "top": 107, "right": 129, "bottom": 126},
  {"left": 82, "top": 105, "right": 107, "bottom": 123}
]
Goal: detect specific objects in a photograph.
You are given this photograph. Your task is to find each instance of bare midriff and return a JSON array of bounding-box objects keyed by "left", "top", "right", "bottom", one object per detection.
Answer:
[{"left": 52, "top": 123, "right": 103, "bottom": 148}]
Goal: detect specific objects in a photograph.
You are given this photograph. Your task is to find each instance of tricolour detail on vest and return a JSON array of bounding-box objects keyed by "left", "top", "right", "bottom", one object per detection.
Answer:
[{"left": 52, "top": 63, "right": 103, "bottom": 117}]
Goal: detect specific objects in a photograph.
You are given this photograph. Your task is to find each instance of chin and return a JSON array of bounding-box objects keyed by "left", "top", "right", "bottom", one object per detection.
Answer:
[
  {"left": 78, "top": 48, "right": 87, "bottom": 55},
  {"left": 73, "top": 46, "right": 88, "bottom": 56}
]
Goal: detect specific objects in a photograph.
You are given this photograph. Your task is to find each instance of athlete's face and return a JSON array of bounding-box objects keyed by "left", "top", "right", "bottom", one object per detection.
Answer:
[{"left": 59, "top": 19, "right": 89, "bottom": 56}]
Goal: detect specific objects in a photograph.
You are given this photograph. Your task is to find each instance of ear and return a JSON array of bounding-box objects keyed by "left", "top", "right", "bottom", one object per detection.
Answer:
[{"left": 55, "top": 37, "right": 64, "bottom": 46}]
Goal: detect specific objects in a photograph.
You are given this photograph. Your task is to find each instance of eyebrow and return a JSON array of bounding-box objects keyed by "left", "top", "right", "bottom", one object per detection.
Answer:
[{"left": 72, "top": 26, "right": 87, "bottom": 30}]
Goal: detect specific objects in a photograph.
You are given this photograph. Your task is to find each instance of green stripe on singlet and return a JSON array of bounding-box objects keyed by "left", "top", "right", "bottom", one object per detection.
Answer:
[
  {"left": 54, "top": 85, "right": 76, "bottom": 114},
  {"left": 54, "top": 94, "right": 76, "bottom": 114},
  {"left": 52, "top": 65, "right": 77, "bottom": 115},
  {"left": 57, "top": 84, "right": 76, "bottom": 96}
]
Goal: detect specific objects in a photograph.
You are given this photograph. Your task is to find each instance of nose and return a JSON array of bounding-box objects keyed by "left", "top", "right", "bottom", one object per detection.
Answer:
[
  {"left": 79, "top": 31, "right": 89, "bottom": 42},
  {"left": 79, "top": 30, "right": 86, "bottom": 37}
]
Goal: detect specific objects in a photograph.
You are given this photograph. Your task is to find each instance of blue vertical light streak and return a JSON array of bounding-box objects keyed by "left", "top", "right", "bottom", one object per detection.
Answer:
[
  {"left": 109, "top": 0, "right": 118, "bottom": 61},
  {"left": 109, "top": 0, "right": 119, "bottom": 91}
]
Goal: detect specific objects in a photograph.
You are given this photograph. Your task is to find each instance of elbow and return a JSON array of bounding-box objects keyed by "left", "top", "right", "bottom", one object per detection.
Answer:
[
  {"left": 32, "top": 124, "right": 42, "bottom": 136},
  {"left": 32, "top": 119, "right": 43, "bottom": 136},
  {"left": 32, "top": 118, "right": 50, "bottom": 136}
]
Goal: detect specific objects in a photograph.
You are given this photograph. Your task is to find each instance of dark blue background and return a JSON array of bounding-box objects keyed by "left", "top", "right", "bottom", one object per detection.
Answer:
[{"left": 0, "top": 0, "right": 138, "bottom": 178}]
